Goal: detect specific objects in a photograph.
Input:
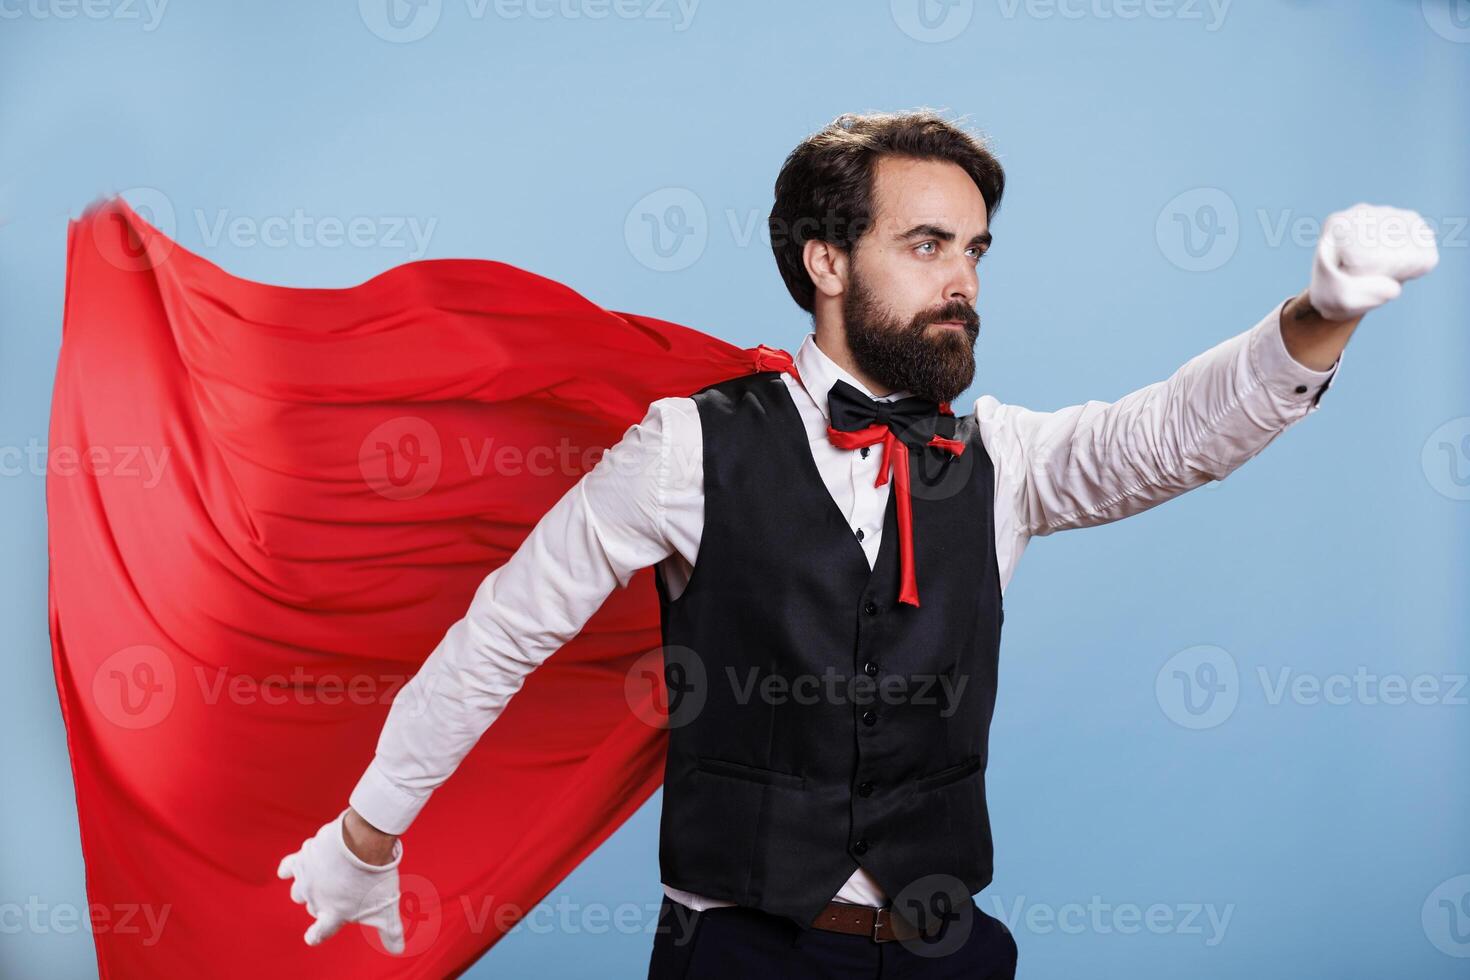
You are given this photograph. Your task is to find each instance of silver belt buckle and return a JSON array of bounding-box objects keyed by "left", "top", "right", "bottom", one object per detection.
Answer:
[{"left": 872, "top": 906, "right": 894, "bottom": 943}]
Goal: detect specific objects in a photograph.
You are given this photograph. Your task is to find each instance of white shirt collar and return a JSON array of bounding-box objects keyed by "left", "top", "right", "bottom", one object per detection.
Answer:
[{"left": 792, "top": 332, "right": 912, "bottom": 422}]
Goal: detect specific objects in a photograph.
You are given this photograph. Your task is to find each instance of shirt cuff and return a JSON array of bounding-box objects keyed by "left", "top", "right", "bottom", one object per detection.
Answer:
[
  {"left": 1246, "top": 295, "right": 1342, "bottom": 414},
  {"left": 347, "top": 760, "right": 429, "bottom": 837}
]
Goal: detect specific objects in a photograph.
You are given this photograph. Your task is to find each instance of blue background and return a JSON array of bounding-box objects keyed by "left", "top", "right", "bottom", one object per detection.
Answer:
[{"left": 3, "top": 1, "right": 1467, "bottom": 976}]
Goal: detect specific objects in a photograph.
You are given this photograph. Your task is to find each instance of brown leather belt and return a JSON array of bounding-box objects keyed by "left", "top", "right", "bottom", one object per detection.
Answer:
[{"left": 809, "top": 900, "right": 921, "bottom": 943}]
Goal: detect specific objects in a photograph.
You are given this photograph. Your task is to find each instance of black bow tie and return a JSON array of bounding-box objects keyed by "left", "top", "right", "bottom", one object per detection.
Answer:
[
  {"left": 827, "top": 379, "right": 951, "bottom": 449},
  {"left": 822, "top": 379, "right": 967, "bottom": 609}
]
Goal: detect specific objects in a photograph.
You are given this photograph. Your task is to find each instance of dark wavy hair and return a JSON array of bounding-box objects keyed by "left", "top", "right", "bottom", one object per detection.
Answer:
[{"left": 768, "top": 109, "right": 1006, "bottom": 314}]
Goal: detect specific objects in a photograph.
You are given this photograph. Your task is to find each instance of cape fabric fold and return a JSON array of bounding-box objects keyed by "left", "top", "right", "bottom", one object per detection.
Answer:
[{"left": 47, "top": 196, "right": 778, "bottom": 977}]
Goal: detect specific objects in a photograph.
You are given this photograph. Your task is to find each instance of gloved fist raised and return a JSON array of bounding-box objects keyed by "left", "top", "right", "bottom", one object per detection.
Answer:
[
  {"left": 277, "top": 808, "right": 406, "bottom": 954},
  {"left": 1308, "top": 203, "right": 1439, "bottom": 321}
]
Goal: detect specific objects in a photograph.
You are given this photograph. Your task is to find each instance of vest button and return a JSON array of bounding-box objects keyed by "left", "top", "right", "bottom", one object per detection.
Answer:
[
  {"left": 861, "top": 709, "right": 877, "bottom": 726},
  {"left": 857, "top": 781, "right": 874, "bottom": 797},
  {"left": 855, "top": 527, "right": 864, "bottom": 541},
  {"left": 864, "top": 600, "right": 878, "bottom": 616},
  {"left": 852, "top": 839, "right": 870, "bottom": 855},
  {"left": 863, "top": 661, "right": 879, "bottom": 677}
]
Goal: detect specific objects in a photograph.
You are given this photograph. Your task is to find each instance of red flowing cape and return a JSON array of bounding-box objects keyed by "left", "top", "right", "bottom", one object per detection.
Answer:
[{"left": 46, "top": 196, "right": 786, "bottom": 977}]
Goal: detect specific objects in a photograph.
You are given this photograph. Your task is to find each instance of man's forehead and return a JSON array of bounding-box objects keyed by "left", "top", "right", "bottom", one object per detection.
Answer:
[{"left": 870, "top": 156, "right": 989, "bottom": 234}]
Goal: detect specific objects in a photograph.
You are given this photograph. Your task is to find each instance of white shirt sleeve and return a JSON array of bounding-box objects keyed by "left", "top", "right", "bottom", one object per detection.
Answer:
[
  {"left": 348, "top": 396, "right": 686, "bottom": 835},
  {"left": 976, "top": 298, "right": 1340, "bottom": 590}
]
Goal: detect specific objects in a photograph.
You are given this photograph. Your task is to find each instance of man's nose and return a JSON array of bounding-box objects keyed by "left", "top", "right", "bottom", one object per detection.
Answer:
[{"left": 945, "top": 263, "right": 978, "bottom": 305}]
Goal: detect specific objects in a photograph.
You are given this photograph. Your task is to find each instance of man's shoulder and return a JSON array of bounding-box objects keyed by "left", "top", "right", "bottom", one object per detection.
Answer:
[
  {"left": 954, "top": 392, "right": 1036, "bottom": 468},
  {"left": 963, "top": 392, "right": 1043, "bottom": 435},
  {"left": 644, "top": 393, "right": 699, "bottom": 433},
  {"left": 681, "top": 370, "right": 794, "bottom": 417},
  {"left": 642, "top": 371, "right": 796, "bottom": 453},
  {"left": 689, "top": 368, "right": 789, "bottom": 399}
]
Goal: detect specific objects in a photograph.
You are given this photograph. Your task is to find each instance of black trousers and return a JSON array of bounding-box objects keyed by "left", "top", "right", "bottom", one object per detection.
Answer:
[{"left": 646, "top": 894, "right": 1019, "bottom": 979}]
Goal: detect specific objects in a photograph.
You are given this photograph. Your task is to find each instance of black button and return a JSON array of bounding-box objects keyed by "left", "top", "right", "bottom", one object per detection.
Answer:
[
  {"left": 864, "top": 600, "right": 878, "bottom": 616},
  {"left": 855, "top": 528, "right": 864, "bottom": 541},
  {"left": 861, "top": 709, "right": 877, "bottom": 726},
  {"left": 863, "top": 661, "right": 879, "bottom": 677},
  {"left": 852, "top": 839, "right": 869, "bottom": 855},
  {"left": 860, "top": 447, "right": 870, "bottom": 459},
  {"left": 1294, "top": 384, "right": 1308, "bottom": 394},
  {"left": 857, "top": 781, "right": 874, "bottom": 797}
]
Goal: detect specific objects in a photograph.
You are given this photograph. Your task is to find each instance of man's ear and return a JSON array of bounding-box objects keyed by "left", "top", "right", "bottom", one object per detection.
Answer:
[{"left": 803, "top": 238, "right": 848, "bottom": 302}]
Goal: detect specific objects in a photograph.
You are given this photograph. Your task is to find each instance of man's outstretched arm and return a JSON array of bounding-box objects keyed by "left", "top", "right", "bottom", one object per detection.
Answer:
[
  {"left": 276, "top": 396, "right": 690, "bottom": 951},
  {"left": 977, "top": 203, "right": 1438, "bottom": 575},
  {"left": 347, "top": 400, "right": 681, "bottom": 839}
]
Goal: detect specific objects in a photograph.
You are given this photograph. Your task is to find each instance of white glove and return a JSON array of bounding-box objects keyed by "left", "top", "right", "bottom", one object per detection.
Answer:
[
  {"left": 276, "top": 808, "right": 406, "bottom": 954},
  {"left": 1308, "top": 203, "right": 1439, "bottom": 321}
]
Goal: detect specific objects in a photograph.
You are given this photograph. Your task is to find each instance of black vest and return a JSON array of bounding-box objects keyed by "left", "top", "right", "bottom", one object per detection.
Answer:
[{"left": 652, "top": 369, "right": 1006, "bottom": 929}]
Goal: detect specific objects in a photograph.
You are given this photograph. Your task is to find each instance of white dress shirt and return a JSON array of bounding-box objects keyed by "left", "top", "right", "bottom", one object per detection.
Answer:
[{"left": 349, "top": 297, "right": 1340, "bottom": 912}]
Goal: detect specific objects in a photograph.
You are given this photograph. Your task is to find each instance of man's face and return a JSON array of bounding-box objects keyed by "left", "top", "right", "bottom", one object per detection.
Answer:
[{"left": 842, "top": 155, "right": 990, "bottom": 405}]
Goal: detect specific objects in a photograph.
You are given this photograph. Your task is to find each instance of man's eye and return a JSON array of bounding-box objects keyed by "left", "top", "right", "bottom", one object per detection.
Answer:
[{"left": 916, "top": 241, "right": 937, "bottom": 255}]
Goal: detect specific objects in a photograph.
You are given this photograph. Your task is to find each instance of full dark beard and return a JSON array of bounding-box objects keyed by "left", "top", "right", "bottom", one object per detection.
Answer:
[{"left": 841, "top": 269, "right": 980, "bottom": 405}]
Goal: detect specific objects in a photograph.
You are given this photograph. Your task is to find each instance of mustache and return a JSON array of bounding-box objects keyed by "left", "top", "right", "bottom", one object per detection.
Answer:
[{"left": 916, "top": 304, "right": 979, "bottom": 336}]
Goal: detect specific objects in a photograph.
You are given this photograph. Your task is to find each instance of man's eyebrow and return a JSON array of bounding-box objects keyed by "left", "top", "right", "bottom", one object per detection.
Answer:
[{"left": 895, "top": 224, "right": 993, "bottom": 249}]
